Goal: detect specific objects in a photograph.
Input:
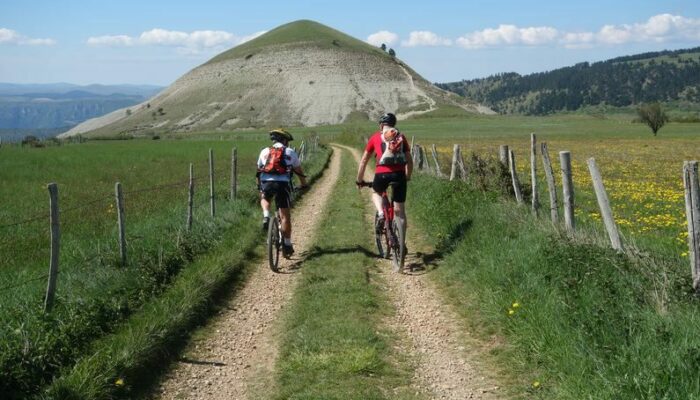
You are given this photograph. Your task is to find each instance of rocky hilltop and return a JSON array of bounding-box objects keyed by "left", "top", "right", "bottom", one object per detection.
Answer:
[{"left": 61, "top": 20, "right": 487, "bottom": 138}]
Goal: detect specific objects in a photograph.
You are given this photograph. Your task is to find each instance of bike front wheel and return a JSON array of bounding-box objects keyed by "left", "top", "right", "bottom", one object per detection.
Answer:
[
  {"left": 267, "top": 217, "right": 281, "bottom": 272},
  {"left": 391, "top": 217, "right": 406, "bottom": 273}
]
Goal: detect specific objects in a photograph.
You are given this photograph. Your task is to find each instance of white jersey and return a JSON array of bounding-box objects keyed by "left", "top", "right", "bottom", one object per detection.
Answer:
[{"left": 257, "top": 142, "right": 301, "bottom": 182}]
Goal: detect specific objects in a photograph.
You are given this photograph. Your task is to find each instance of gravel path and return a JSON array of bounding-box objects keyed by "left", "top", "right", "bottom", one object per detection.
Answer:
[
  {"left": 152, "top": 147, "right": 342, "bottom": 400},
  {"left": 340, "top": 143, "right": 504, "bottom": 400}
]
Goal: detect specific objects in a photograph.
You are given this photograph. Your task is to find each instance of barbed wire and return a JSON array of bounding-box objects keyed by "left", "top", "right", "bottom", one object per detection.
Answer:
[
  {"left": 0, "top": 154, "right": 291, "bottom": 293},
  {"left": 0, "top": 273, "right": 50, "bottom": 293},
  {"left": 0, "top": 214, "right": 48, "bottom": 230},
  {"left": 62, "top": 194, "right": 114, "bottom": 215},
  {"left": 0, "top": 165, "right": 235, "bottom": 229}
]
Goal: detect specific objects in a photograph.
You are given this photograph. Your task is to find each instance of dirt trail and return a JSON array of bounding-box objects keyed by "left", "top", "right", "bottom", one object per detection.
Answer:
[
  {"left": 339, "top": 143, "right": 503, "bottom": 400},
  {"left": 153, "top": 147, "right": 342, "bottom": 400}
]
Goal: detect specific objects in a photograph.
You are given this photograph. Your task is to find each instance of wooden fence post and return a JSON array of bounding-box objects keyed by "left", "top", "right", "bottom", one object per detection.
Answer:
[
  {"left": 499, "top": 145, "right": 509, "bottom": 167},
  {"left": 421, "top": 145, "right": 431, "bottom": 173},
  {"left": 530, "top": 134, "right": 540, "bottom": 214},
  {"left": 115, "top": 182, "right": 127, "bottom": 266},
  {"left": 187, "top": 163, "right": 194, "bottom": 230},
  {"left": 450, "top": 144, "right": 460, "bottom": 181},
  {"left": 298, "top": 141, "right": 305, "bottom": 163},
  {"left": 44, "top": 183, "right": 60, "bottom": 313},
  {"left": 431, "top": 144, "right": 443, "bottom": 177},
  {"left": 508, "top": 150, "right": 524, "bottom": 204},
  {"left": 230, "top": 147, "right": 237, "bottom": 200},
  {"left": 411, "top": 135, "right": 415, "bottom": 150},
  {"left": 209, "top": 148, "right": 215, "bottom": 217},
  {"left": 457, "top": 147, "right": 468, "bottom": 182},
  {"left": 559, "top": 151, "right": 575, "bottom": 233},
  {"left": 541, "top": 142, "right": 559, "bottom": 224},
  {"left": 683, "top": 161, "right": 700, "bottom": 291},
  {"left": 588, "top": 158, "right": 622, "bottom": 251},
  {"left": 412, "top": 144, "right": 420, "bottom": 168}
]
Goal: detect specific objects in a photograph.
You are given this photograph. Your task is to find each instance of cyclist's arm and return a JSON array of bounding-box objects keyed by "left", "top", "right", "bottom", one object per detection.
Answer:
[
  {"left": 293, "top": 166, "right": 308, "bottom": 187},
  {"left": 357, "top": 150, "right": 372, "bottom": 184}
]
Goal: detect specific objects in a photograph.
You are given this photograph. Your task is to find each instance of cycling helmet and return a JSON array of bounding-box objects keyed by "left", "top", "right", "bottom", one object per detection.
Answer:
[
  {"left": 269, "top": 128, "right": 294, "bottom": 142},
  {"left": 378, "top": 113, "right": 397, "bottom": 127}
]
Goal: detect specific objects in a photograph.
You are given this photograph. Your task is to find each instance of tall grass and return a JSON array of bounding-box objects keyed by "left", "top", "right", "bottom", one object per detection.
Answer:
[{"left": 408, "top": 173, "right": 700, "bottom": 398}]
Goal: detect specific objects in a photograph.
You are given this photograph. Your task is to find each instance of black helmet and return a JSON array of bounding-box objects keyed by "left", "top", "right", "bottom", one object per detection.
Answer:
[
  {"left": 269, "top": 128, "right": 294, "bottom": 142},
  {"left": 379, "top": 113, "right": 397, "bottom": 127}
]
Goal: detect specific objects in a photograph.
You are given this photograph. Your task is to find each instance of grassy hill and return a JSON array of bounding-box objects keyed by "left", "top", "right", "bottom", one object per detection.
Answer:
[
  {"left": 63, "top": 20, "right": 478, "bottom": 138},
  {"left": 437, "top": 47, "right": 700, "bottom": 116},
  {"left": 207, "top": 19, "right": 388, "bottom": 64}
]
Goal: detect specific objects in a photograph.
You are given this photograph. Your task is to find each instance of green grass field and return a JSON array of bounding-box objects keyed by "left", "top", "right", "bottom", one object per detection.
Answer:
[
  {"left": 3, "top": 110, "right": 699, "bottom": 398},
  {"left": 0, "top": 135, "right": 327, "bottom": 398}
]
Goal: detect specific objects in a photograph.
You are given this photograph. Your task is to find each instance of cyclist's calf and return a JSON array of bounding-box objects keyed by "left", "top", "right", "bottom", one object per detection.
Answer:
[{"left": 279, "top": 207, "right": 292, "bottom": 239}]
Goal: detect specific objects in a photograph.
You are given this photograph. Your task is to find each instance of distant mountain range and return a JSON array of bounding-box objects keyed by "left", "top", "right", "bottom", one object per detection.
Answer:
[
  {"left": 0, "top": 83, "right": 163, "bottom": 140},
  {"left": 437, "top": 47, "right": 700, "bottom": 115}
]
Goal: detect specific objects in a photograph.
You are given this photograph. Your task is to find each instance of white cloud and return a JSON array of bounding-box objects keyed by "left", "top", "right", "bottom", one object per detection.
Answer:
[
  {"left": 455, "top": 13, "right": 700, "bottom": 50},
  {"left": 87, "top": 35, "right": 135, "bottom": 47},
  {"left": 0, "top": 28, "right": 55, "bottom": 46},
  {"left": 456, "top": 24, "right": 558, "bottom": 49},
  {"left": 87, "top": 28, "right": 267, "bottom": 53},
  {"left": 402, "top": 31, "right": 452, "bottom": 47},
  {"left": 593, "top": 14, "right": 700, "bottom": 44},
  {"left": 367, "top": 30, "right": 399, "bottom": 47}
]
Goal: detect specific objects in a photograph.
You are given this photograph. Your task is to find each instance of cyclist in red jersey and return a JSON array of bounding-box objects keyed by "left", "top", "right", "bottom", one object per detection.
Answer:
[{"left": 356, "top": 113, "right": 413, "bottom": 233}]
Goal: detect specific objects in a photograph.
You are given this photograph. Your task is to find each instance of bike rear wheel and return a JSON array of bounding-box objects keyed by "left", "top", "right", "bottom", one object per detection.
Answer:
[
  {"left": 391, "top": 217, "right": 406, "bottom": 273},
  {"left": 267, "top": 217, "right": 281, "bottom": 272}
]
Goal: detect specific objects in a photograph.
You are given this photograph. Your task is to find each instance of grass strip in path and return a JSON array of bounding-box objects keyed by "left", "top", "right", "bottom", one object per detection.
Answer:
[{"left": 269, "top": 146, "right": 419, "bottom": 400}]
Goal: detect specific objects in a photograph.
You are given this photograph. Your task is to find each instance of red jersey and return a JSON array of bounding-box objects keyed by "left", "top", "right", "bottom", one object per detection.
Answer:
[{"left": 365, "top": 130, "right": 411, "bottom": 174}]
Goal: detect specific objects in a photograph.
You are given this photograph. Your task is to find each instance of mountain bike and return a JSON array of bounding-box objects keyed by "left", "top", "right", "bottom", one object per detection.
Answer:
[
  {"left": 266, "top": 182, "right": 305, "bottom": 273},
  {"left": 358, "top": 181, "right": 406, "bottom": 272}
]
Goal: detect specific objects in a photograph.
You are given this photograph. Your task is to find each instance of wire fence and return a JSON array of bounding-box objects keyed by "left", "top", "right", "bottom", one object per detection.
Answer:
[
  {"left": 0, "top": 142, "right": 320, "bottom": 304},
  {"left": 418, "top": 138, "right": 700, "bottom": 294},
  {"left": 0, "top": 153, "right": 234, "bottom": 300}
]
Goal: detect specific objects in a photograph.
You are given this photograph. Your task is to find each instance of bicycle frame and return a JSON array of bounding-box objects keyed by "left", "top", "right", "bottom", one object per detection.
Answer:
[{"left": 380, "top": 190, "right": 397, "bottom": 248}]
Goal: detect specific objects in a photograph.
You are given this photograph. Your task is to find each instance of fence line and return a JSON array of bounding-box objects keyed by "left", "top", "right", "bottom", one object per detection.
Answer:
[
  {"left": 416, "top": 139, "right": 700, "bottom": 293},
  {"left": 1, "top": 146, "right": 324, "bottom": 307}
]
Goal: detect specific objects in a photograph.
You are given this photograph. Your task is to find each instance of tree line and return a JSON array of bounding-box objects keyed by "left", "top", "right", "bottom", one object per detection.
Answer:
[{"left": 437, "top": 47, "right": 700, "bottom": 115}]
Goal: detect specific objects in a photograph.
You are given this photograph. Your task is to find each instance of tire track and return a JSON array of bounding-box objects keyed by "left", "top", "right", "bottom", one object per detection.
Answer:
[
  {"left": 338, "top": 143, "right": 504, "bottom": 400},
  {"left": 153, "top": 147, "right": 343, "bottom": 400}
]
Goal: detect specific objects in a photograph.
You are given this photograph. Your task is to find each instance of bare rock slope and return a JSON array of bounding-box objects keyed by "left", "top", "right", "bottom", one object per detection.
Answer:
[{"left": 61, "top": 20, "right": 486, "bottom": 138}]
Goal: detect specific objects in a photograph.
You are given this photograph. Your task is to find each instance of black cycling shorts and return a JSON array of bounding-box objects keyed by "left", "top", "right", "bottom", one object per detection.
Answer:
[
  {"left": 261, "top": 181, "right": 292, "bottom": 208},
  {"left": 372, "top": 172, "right": 407, "bottom": 203}
]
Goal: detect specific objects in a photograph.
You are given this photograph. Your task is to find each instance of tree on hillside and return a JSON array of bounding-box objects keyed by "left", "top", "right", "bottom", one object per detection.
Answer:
[
  {"left": 637, "top": 102, "right": 669, "bottom": 136},
  {"left": 380, "top": 43, "right": 386, "bottom": 52},
  {"left": 388, "top": 48, "right": 396, "bottom": 57}
]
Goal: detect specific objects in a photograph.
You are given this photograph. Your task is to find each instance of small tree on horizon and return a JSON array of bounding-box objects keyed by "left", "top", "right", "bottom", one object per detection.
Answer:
[
  {"left": 637, "top": 102, "right": 669, "bottom": 136},
  {"left": 380, "top": 43, "right": 386, "bottom": 52},
  {"left": 388, "top": 48, "right": 396, "bottom": 57}
]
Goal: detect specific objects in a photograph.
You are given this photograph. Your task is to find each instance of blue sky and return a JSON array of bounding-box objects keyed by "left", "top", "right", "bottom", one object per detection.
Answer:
[{"left": 1, "top": 0, "right": 699, "bottom": 86}]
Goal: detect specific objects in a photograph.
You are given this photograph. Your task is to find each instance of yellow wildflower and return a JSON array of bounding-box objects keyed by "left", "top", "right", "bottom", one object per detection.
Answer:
[
  {"left": 532, "top": 381, "right": 541, "bottom": 389},
  {"left": 115, "top": 378, "right": 124, "bottom": 387},
  {"left": 512, "top": 302, "right": 520, "bottom": 308}
]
